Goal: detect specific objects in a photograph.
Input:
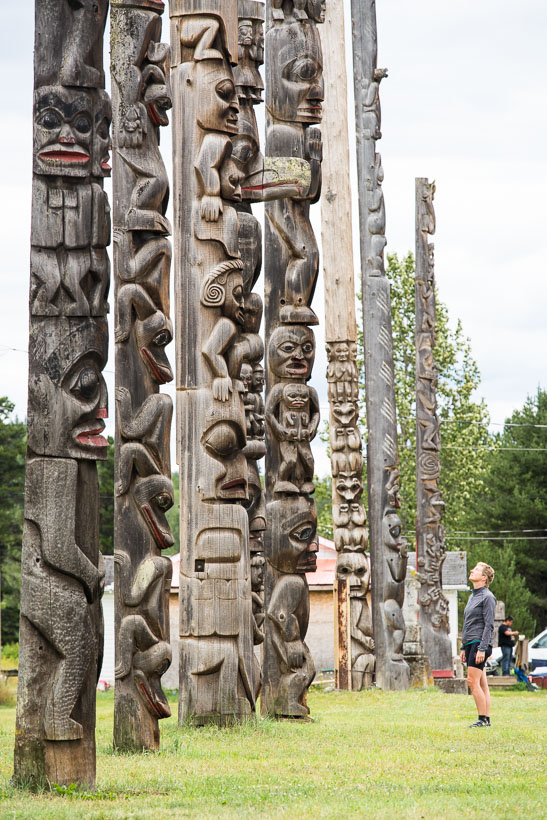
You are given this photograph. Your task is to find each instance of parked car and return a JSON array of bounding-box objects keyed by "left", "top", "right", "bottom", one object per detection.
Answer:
[{"left": 486, "top": 627, "right": 547, "bottom": 674}]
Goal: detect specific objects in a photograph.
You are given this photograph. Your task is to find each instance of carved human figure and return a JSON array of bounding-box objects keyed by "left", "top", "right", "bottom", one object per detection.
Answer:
[
  {"left": 366, "top": 153, "right": 386, "bottom": 276},
  {"left": 336, "top": 551, "right": 374, "bottom": 689},
  {"left": 326, "top": 341, "right": 359, "bottom": 402},
  {"left": 266, "top": 497, "right": 318, "bottom": 717},
  {"left": 21, "top": 458, "right": 104, "bottom": 741},
  {"left": 266, "top": 382, "right": 319, "bottom": 494},
  {"left": 268, "top": 325, "right": 315, "bottom": 381},
  {"left": 265, "top": 19, "right": 323, "bottom": 324},
  {"left": 382, "top": 509, "right": 408, "bottom": 661}
]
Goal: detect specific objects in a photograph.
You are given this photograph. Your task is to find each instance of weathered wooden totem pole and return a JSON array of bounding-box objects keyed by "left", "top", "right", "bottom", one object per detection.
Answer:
[
  {"left": 351, "top": 0, "right": 410, "bottom": 690},
  {"left": 169, "top": 0, "right": 258, "bottom": 724},
  {"left": 14, "top": 0, "right": 110, "bottom": 786},
  {"left": 415, "top": 178, "right": 452, "bottom": 674},
  {"left": 110, "top": 0, "right": 174, "bottom": 750},
  {"left": 262, "top": 0, "right": 324, "bottom": 717},
  {"left": 320, "top": 0, "right": 372, "bottom": 691}
]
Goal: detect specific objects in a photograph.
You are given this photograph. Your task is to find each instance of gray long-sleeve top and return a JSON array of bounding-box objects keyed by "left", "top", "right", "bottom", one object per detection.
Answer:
[{"left": 461, "top": 586, "right": 496, "bottom": 651}]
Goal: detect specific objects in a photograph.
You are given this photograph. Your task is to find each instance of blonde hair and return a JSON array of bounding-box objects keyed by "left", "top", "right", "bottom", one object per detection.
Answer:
[{"left": 477, "top": 562, "right": 495, "bottom": 587}]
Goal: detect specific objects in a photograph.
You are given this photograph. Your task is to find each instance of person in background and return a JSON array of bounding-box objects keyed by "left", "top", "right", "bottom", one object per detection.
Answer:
[
  {"left": 460, "top": 562, "right": 496, "bottom": 728},
  {"left": 498, "top": 616, "right": 518, "bottom": 676}
]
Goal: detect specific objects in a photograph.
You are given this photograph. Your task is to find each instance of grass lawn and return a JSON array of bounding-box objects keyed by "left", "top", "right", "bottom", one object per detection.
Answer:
[{"left": 0, "top": 684, "right": 545, "bottom": 819}]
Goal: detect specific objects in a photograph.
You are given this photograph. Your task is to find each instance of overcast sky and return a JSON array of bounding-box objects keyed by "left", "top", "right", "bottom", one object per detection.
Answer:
[{"left": 1, "top": 0, "right": 545, "bottom": 477}]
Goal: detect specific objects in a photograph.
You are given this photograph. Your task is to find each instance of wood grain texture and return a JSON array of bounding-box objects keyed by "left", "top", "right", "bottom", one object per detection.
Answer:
[
  {"left": 262, "top": 0, "right": 323, "bottom": 718},
  {"left": 169, "top": 0, "right": 256, "bottom": 724},
  {"left": 350, "top": 0, "right": 409, "bottom": 691},
  {"left": 14, "top": 0, "right": 110, "bottom": 786},
  {"left": 110, "top": 0, "right": 175, "bottom": 751},
  {"left": 414, "top": 178, "right": 452, "bottom": 673}
]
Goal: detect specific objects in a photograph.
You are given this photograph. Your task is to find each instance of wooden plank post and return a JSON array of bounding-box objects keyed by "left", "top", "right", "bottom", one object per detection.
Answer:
[
  {"left": 168, "top": 0, "right": 257, "bottom": 724},
  {"left": 14, "top": 0, "right": 110, "bottom": 787},
  {"left": 415, "top": 178, "right": 453, "bottom": 675},
  {"left": 321, "top": 0, "right": 372, "bottom": 691},
  {"left": 262, "top": 0, "right": 324, "bottom": 718},
  {"left": 110, "top": 0, "right": 175, "bottom": 750},
  {"left": 350, "top": 0, "right": 410, "bottom": 690},
  {"left": 334, "top": 579, "right": 352, "bottom": 690}
]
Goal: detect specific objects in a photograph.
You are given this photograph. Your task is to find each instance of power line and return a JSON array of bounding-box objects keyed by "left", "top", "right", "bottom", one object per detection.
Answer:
[{"left": 445, "top": 536, "right": 547, "bottom": 541}]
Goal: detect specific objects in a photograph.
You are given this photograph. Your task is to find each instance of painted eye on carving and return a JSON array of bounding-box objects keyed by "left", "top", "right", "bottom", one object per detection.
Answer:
[
  {"left": 389, "top": 524, "right": 401, "bottom": 539},
  {"left": 293, "top": 524, "right": 314, "bottom": 542},
  {"left": 356, "top": 567, "right": 365, "bottom": 575},
  {"left": 216, "top": 79, "right": 236, "bottom": 101},
  {"left": 39, "top": 110, "right": 62, "bottom": 130},
  {"left": 153, "top": 492, "right": 173, "bottom": 511},
  {"left": 288, "top": 58, "right": 319, "bottom": 82},
  {"left": 302, "top": 343, "right": 313, "bottom": 354},
  {"left": 153, "top": 329, "right": 171, "bottom": 347},
  {"left": 279, "top": 342, "right": 295, "bottom": 354},
  {"left": 339, "top": 566, "right": 349, "bottom": 574},
  {"left": 70, "top": 367, "right": 100, "bottom": 401},
  {"left": 73, "top": 115, "right": 92, "bottom": 134}
]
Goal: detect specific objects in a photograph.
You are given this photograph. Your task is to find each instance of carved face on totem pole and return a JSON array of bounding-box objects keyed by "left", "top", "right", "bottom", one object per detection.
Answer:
[
  {"left": 382, "top": 509, "right": 405, "bottom": 553},
  {"left": 332, "top": 400, "right": 358, "bottom": 427},
  {"left": 334, "top": 472, "right": 363, "bottom": 503},
  {"left": 92, "top": 90, "right": 111, "bottom": 178},
  {"left": 201, "top": 266, "right": 245, "bottom": 328},
  {"left": 336, "top": 552, "right": 370, "bottom": 597},
  {"left": 268, "top": 326, "right": 315, "bottom": 381},
  {"left": 28, "top": 319, "right": 108, "bottom": 459},
  {"left": 245, "top": 462, "right": 266, "bottom": 551},
  {"left": 266, "top": 22, "right": 323, "bottom": 124},
  {"left": 251, "top": 553, "right": 265, "bottom": 591},
  {"left": 142, "top": 45, "right": 172, "bottom": 129},
  {"left": 200, "top": 397, "right": 248, "bottom": 501},
  {"left": 134, "top": 474, "right": 175, "bottom": 550},
  {"left": 133, "top": 641, "right": 172, "bottom": 718},
  {"left": 34, "top": 86, "right": 94, "bottom": 177},
  {"left": 267, "top": 497, "right": 318, "bottom": 574},
  {"left": 251, "top": 363, "right": 264, "bottom": 393},
  {"left": 134, "top": 310, "right": 174, "bottom": 385},
  {"left": 196, "top": 60, "right": 239, "bottom": 135}
]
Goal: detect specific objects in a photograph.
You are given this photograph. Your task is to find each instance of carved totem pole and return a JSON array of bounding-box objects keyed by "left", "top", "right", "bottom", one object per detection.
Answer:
[
  {"left": 14, "top": 0, "right": 110, "bottom": 786},
  {"left": 351, "top": 0, "right": 410, "bottom": 690},
  {"left": 320, "top": 0, "right": 372, "bottom": 691},
  {"left": 415, "top": 178, "right": 452, "bottom": 673},
  {"left": 263, "top": 0, "right": 324, "bottom": 717},
  {"left": 169, "top": 0, "right": 258, "bottom": 724},
  {"left": 110, "top": 0, "right": 174, "bottom": 750}
]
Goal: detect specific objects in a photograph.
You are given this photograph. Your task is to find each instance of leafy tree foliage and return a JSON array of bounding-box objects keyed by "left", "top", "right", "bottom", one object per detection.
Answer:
[
  {"left": 465, "top": 388, "right": 547, "bottom": 632},
  {"left": 0, "top": 398, "right": 26, "bottom": 645}
]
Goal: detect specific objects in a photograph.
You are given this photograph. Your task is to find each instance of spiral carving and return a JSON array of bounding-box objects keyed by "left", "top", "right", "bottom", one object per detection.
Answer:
[
  {"left": 200, "top": 259, "right": 243, "bottom": 307},
  {"left": 418, "top": 451, "right": 440, "bottom": 480}
]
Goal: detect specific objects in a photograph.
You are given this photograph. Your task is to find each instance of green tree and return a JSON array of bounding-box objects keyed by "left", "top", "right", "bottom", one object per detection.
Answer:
[
  {"left": 97, "top": 436, "right": 114, "bottom": 555},
  {"left": 0, "top": 398, "right": 26, "bottom": 645},
  {"left": 466, "top": 388, "right": 547, "bottom": 632},
  {"left": 314, "top": 474, "right": 333, "bottom": 540}
]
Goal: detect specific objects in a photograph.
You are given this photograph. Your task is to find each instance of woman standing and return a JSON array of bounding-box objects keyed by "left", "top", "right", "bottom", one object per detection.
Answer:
[{"left": 460, "top": 562, "right": 496, "bottom": 727}]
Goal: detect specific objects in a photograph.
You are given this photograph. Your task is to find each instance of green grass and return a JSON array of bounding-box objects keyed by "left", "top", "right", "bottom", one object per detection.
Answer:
[{"left": 1, "top": 686, "right": 545, "bottom": 818}]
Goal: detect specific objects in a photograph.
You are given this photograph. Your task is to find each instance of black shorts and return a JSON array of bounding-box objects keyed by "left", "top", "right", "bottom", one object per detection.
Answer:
[{"left": 464, "top": 643, "right": 492, "bottom": 670}]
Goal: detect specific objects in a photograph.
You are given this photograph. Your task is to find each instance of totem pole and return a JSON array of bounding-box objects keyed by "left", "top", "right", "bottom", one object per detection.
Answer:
[
  {"left": 110, "top": 0, "right": 174, "bottom": 750},
  {"left": 415, "top": 178, "right": 452, "bottom": 674},
  {"left": 14, "top": 0, "right": 110, "bottom": 786},
  {"left": 320, "top": 0, "right": 372, "bottom": 691},
  {"left": 169, "top": 0, "right": 257, "bottom": 724},
  {"left": 351, "top": 0, "right": 410, "bottom": 690},
  {"left": 262, "top": 0, "right": 324, "bottom": 717}
]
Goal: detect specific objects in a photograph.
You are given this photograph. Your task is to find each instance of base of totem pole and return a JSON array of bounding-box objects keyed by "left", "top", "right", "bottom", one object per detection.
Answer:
[
  {"left": 404, "top": 654, "right": 434, "bottom": 688},
  {"left": 434, "top": 678, "right": 468, "bottom": 695},
  {"left": 275, "top": 715, "right": 314, "bottom": 723},
  {"left": 186, "top": 713, "right": 256, "bottom": 728}
]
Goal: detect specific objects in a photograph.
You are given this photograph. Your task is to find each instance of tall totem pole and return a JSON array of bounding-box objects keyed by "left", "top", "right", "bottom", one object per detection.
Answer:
[
  {"left": 351, "top": 0, "right": 410, "bottom": 690},
  {"left": 415, "top": 178, "right": 452, "bottom": 674},
  {"left": 321, "top": 0, "right": 373, "bottom": 691},
  {"left": 263, "top": 0, "right": 324, "bottom": 718},
  {"left": 15, "top": 0, "right": 110, "bottom": 786},
  {"left": 110, "top": 0, "right": 175, "bottom": 750},
  {"left": 169, "top": 0, "right": 258, "bottom": 724}
]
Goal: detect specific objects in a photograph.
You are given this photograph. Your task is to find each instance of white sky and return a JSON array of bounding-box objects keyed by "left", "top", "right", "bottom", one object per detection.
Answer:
[{"left": 1, "top": 0, "right": 545, "bottom": 478}]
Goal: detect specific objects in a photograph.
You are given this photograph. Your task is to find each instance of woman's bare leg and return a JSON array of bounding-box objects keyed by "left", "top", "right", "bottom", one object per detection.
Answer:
[
  {"left": 467, "top": 666, "right": 486, "bottom": 715},
  {"left": 480, "top": 667, "right": 491, "bottom": 717}
]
